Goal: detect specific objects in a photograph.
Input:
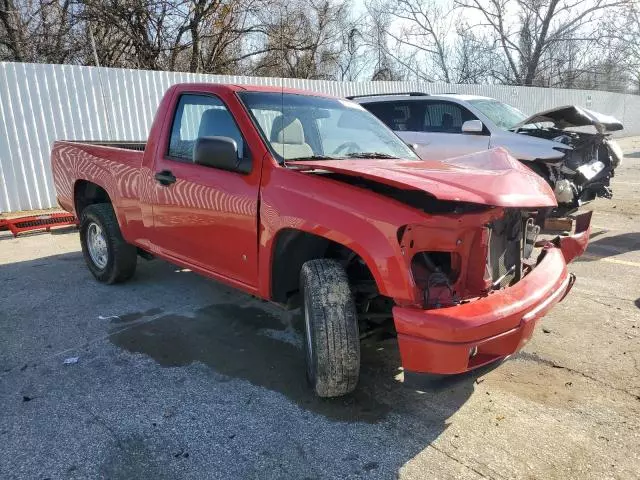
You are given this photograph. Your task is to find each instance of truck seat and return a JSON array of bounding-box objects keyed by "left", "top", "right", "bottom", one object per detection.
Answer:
[{"left": 270, "top": 115, "right": 314, "bottom": 160}]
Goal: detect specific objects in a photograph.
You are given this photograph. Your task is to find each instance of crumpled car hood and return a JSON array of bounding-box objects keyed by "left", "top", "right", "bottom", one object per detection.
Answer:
[
  {"left": 288, "top": 148, "right": 557, "bottom": 208},
  {"left": 515, "top": 105, "right": 623, "bottom": 133}
]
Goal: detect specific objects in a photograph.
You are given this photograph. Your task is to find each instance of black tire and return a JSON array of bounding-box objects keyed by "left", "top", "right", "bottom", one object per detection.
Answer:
[
  {"left": 79, "top": 203, "right": 137, "bottom": 284},
  {"left": 300, "top": 259, "right": 360, "bottom": 397}
]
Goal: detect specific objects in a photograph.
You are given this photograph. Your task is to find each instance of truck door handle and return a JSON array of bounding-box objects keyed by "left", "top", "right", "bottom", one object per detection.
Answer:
[{"left": 155, "top": 170, "right": 176, "bottom": 186}]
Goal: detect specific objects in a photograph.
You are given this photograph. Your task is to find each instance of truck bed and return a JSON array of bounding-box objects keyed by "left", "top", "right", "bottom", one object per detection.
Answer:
[
  {"left": 51, "top": 140, "right": 146, "bottom": 215},
  {"left": 66, "top": 140, "right": 146, "bottom": 152}
]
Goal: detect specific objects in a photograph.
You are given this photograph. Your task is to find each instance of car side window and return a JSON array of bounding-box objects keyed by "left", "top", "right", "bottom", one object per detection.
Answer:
[
  {"left": 168, "top": 94, "right": 244, "bottom": 162},
  {"left": 362, "top": 101, "right": 422, "bottom": 132},
  {"left": 422, "top": 101, "right": 477, "bottom": 133}
]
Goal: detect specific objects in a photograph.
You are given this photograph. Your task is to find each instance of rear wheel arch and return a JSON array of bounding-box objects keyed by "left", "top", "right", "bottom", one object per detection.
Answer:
[{"left": 74, "top": 180, "right": 112, "bottom": 217}]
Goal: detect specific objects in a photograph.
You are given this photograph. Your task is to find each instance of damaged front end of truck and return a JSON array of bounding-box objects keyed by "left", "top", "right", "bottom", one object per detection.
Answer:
[
  {"left": 289, "top": 147, "right": 591, "bottom": 375},
  {"left": 393, "top": 206, "right": 590, "bottom": 374}
]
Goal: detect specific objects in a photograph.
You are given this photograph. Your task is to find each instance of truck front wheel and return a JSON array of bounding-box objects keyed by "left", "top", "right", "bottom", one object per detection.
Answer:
[
  {"left": 300, "top": 259, "right": 360, "bottom": 397},
  {"left": 79, "top": 203, "right": 137, "bottom": 284}
]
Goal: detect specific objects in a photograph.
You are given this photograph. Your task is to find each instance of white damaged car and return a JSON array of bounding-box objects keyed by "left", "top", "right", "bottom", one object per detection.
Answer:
[{"left": 352, "top": 93, "right": 624, "bottom": 215}]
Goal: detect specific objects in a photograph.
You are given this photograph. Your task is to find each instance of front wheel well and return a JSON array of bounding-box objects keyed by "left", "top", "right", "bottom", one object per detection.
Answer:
[
  {"left": 270, "top": 229, "right": 379, "bottom": 306},
  {"left": 74, "top": 180, "right": 111, "bottom": 217}
]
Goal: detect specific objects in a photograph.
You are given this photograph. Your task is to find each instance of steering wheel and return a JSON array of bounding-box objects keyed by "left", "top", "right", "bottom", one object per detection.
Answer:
[{"left": 332, "top": 141, "right": 361, "bottom": 156}]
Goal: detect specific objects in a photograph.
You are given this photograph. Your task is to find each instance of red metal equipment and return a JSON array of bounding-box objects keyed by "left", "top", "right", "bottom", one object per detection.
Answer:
[{"left": 0, "top": 212, "right": 77, "bottom": 238}]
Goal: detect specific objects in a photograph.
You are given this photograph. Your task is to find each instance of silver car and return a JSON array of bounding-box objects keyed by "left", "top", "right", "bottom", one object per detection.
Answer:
[{"left": 352, "top": 93, "right": 624, "bottom": 214}]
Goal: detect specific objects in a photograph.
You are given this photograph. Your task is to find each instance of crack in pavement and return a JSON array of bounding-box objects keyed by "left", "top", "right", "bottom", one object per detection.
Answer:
[
  {"left": 572, "top": 288, "right": 637, "bottom": 304},
  {"left": 74, "top": 403, "right": 126, "bottom": 452},
  {"left": 516, "top": 352, "right": 640, "bottom": 401},
  {"left": 428, "top": 442, "right": 503, "bottom": 480}
]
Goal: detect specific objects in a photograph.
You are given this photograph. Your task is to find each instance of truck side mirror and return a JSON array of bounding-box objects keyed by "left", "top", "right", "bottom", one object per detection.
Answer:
[
  {"left": 193, "top": 136, "right": 251, "bottom": 174},
  {"left": 461, "top": 120, "right": 484, "bottom": 134}
]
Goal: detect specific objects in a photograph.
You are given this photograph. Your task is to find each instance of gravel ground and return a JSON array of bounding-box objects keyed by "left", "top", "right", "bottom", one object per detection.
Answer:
[{"left": 1, "top": 138, "right": 639, "bottom": 480}]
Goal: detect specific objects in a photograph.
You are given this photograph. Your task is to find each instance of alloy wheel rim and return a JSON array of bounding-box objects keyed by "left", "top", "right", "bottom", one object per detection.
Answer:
[{"left": 87, "top": 222, "right": 108, "bottom": 269}]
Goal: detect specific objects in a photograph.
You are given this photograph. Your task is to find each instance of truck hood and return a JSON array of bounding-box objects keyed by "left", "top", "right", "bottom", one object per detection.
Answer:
[
  {"left": 288, "top": 148, "right": 557, "bottom": 208},
  {"left": 515, "top": 105, "right": 623, "bottom": 133}
]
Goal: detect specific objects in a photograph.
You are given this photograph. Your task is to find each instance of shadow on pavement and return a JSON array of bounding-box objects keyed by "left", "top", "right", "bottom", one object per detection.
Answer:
[
  {"left": 2, "top": 247, "right": 484, "bottom": 478},
  {"left": 109, "top": 301, "right": 482, "bottom": 424},
  {"left": 577, "top": 231, "right": 640, "bottom": 262}
]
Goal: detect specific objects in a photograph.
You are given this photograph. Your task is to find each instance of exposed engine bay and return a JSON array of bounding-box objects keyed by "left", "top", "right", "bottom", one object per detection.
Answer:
[
  {"left": 406, "top": 208, "right": 541, "bottom": 309},
  {"left": 517, "top": 127, "right": 622, "bottom": 213},
  {"left": 340, "top": 207, "right": 546, "bottom": 342},
  {"left": 513, "top": 105, "right": 624, "bottom": 215}
]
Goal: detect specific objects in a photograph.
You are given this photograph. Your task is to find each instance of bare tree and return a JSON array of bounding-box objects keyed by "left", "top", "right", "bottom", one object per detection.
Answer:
[
  {"left": 626, "top": 5, "right": 640, "bottom": 92},
  {"left": 336, "top": 24, "right": 371, "bottom": 81},
  {"left": 81, "top": 0, "right": 172, "bottom": 70},
  {"left": 170, "top": 0, "right": 272, "bottom": 74},
  {"left": 456, "top": 0, "right": 632, "bottom": 86},
  {"left": 364, "top": 0, "right": 499, "bottom": 83},
  {"left": 595, "top": 2, "right": 640, "bottom": 92},
  {"left": 452, "top": 23, "right": 499, "bottom": 83},
  {"left": 362, "top": 0, "right": 404, "bottom": 80},
  {"left": 251, "top": 0, "right": 350, "bottom": 79},
  {"left": 0, "top": 0, "right": 26, "bottom": 61},
  {"left": 80, "top": 0, "right": 276, "bottom": 74},
  {"left": 382, "top": 0, "right": 455, "bottom": 82},
  {"left": 1, "top": 0, "right": 83, "bottom": 63}
]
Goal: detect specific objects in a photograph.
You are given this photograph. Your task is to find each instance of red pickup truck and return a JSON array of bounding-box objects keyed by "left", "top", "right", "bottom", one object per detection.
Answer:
[{"left": 52, "top": 83, "right": 591, "bottom": 397}]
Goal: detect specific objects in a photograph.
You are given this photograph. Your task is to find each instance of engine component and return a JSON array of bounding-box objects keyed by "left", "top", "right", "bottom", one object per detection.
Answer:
[
  {"left": 523, "top": 218, "right": 540, "bottom": 259},
  {"left": 410, "top": 251, "right": 459, "bottom": 308},
  {"left": 552, "top": 134, "right": 572, "bottom": 145},
  {"left": 576, "top": 159, "right": 605, "bottom": 181},
  {"left": 606, "top": 140, "right": 624, "bottom": 168},
  {"left": 487, "top": 210, "right": 522, "bottom": 289},
  {"left": 554, "top": 179, "right": 575, "bottom": 204}
]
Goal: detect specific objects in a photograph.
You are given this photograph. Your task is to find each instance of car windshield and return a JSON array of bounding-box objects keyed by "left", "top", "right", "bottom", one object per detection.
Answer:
[
  {"left": 238, "top": 92, "right": 418, "bottom": 162},
  {"left": 468, "top": 99, "right": 528, "bottom": 131}
]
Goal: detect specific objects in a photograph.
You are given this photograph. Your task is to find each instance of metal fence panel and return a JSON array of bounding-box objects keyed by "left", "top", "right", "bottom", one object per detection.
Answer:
[{"left": 1, "top": 61, "right": 639, "bottom": 212}]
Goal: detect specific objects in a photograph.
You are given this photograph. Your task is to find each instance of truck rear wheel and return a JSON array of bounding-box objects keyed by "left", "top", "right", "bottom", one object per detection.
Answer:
[
  {"left": 300, "top": 259, "right": 360, "bottom": 397},
  {"left": 79, "top": 203, "right": 137, "bottom": 284}
]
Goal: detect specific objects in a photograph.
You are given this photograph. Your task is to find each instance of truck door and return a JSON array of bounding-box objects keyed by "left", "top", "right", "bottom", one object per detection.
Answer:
[{"left": 149, "top": 93, "right": 260, "bottom": 289}]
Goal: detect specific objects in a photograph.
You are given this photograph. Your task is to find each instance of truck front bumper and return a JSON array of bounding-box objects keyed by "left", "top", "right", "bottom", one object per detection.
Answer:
[{"left": 393, "top": 213, "right": 590, "bottom": 375}]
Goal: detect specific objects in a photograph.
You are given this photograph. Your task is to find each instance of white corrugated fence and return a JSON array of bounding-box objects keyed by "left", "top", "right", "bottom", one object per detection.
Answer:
[{"left": 1, "top": 61, "right": 639, "bottom": 212}]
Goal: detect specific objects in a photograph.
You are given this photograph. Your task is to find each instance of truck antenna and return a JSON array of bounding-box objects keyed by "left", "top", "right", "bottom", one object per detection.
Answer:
[{"left": 280, "top": 5, "right": 286, "bottom": 163}]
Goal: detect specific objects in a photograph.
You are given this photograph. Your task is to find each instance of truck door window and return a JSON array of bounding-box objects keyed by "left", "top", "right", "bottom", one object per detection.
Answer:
[
  {"left": 422, "top": 101, "right": 477, "bottom": 133},
  {"left": 168, "top": 94, "right": 244, "bottom": 161}
]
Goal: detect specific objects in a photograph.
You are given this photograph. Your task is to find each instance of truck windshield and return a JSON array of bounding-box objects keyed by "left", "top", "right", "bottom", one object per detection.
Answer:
[
  {"left": 238, "top": 91, "right": 418, "bottom": 162},
  {"left": 467, "top": 99, "right": 527, "bottom": 131}
]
